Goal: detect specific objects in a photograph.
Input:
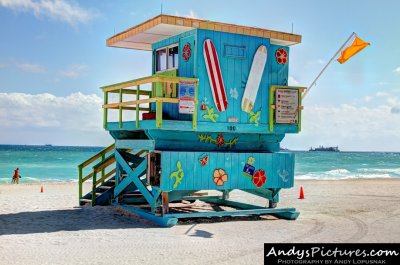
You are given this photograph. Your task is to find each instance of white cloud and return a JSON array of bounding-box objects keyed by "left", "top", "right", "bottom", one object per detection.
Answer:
[
  {"left": 307, "top": 59, "right": 325, "bottom": 65},
  {"left": 174, "top": 10, "right": 199, "bottom": 19},
  {"left": 393, "top": 66, "right": 400, "bottom": 75},
  {"left": 391, "top": 106, "right": 400, "bottom": 114},
  {"left": 0, "top": 92, "right": 103, "bottom": 131},
  {"left": 60, "top": 64, "right": 88, "bottom": 78},
  {"left": 0, "top": 63, "right": 7, "bottom": 68},
  {"left": 16, "top": 62, "right": 46, "bottom": 73},
  {"left": 376, "top": 91, "right": 389, "bottom": 97},
  {"left": 363, "top": 96, "right": 372, "bottom": 102},
  {"left": 288, "top": 76, "right": 300, "bottom": 86},
  {"left": 284, "top": 102, "right": 400, "bottom": 151},
  {"left": 376, "top": 81, "right": 390, "bottom": 86},
  {"left": 0, "top": 0, "right": 95, "bottom": 26},
  {"left": 375, "top": 90, "right": 399, "bottom": 106}
]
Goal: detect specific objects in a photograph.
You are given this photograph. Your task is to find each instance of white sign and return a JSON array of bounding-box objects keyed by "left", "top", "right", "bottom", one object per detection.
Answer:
[
  {"left": 179, "top": 100, "right": 196, "bottom": 114},
  {"left": 178, "top": 81, "right": 196, "bottom": 114},
  {"left": 275, "top": 89, "right": 299, "bottom": 124}
]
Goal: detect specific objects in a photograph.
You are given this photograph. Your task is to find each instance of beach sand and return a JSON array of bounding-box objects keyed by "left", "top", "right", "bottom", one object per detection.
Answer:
[{"left": 1, "top": 179, "right": 399, "bottom": 265}]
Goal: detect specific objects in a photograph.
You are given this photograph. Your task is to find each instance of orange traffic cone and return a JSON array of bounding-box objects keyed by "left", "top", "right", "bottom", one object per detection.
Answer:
[
  {"left": 299, "top": 186, "right": 304, "bottom": 199},
  {"left": 40, "top": 186, "right": 43, "bottom": 193}
]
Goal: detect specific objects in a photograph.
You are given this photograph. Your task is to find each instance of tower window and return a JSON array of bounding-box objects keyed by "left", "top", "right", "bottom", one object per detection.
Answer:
[{"left": 155, "top": 44, "right": 179, "bottom": 73}]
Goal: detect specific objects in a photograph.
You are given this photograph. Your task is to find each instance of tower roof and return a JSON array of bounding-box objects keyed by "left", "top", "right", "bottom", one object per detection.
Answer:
[{"left": 107, "top": 14, "right": 302, "bottom": 51}]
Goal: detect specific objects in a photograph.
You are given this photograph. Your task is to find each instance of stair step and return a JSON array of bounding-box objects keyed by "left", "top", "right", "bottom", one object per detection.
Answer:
[
  {"left": 191, "top": 192, "right": 209, "bottom": 196},
  {"left": 90, "top": 192, "right": 103, "bottom": 196},
  {"left": 99, "top": 186, "right": 112, "bottom": 189},
  {"left": 108, "top": 179, "right": 116, "bottom": 183},
  {"left": 122, "top": 193, "right": 143, "bottom": 198},
  {"left": 119, "top": 203, "right": 150, "bottom": 208},
  {"left": 80, "top": 199, "right": 92, "bottom": 203}
]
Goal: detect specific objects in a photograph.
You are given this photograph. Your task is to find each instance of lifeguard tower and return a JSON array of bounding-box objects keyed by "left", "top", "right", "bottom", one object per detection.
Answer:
[{"left": 78, "top": 15, "right": 304, "bottom": 227}]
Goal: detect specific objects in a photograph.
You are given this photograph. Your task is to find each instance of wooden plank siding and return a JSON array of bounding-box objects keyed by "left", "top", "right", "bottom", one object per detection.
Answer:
[
  {"left": 195, "top": 29, "right": 288, "bottom": 127},
  {"left": 160, "top": 151, "right": 294, "bottom": 191}
]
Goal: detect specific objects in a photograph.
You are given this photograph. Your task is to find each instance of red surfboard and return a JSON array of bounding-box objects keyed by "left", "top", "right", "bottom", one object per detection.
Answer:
[{"left": 203, "top": 39, "right": 228, "bottom": 112}]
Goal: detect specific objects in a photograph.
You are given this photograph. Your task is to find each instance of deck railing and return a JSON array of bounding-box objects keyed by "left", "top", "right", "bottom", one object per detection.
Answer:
[{"left": 101, "top": 75, "right": 199, "bottom": 129}]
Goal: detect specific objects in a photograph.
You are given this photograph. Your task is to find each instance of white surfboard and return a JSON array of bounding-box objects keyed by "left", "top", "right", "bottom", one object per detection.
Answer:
[{"left": 241, "top": 45, "right": 267, "bottom": 113}]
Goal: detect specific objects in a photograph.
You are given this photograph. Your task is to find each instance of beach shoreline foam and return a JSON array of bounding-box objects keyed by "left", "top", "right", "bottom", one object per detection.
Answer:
[{"left": 1, "top": 179, "right": 399, "bottom": 264}]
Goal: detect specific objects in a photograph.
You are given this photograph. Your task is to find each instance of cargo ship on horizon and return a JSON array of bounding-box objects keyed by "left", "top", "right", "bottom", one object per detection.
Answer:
[{"left": 309, "top": 146, "right": 340, "bottom": 152}]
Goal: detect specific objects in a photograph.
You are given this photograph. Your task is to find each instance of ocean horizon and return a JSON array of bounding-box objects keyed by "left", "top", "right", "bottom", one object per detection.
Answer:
[{"left": 0, "top": 144, "right": 399, "bottom": 184}]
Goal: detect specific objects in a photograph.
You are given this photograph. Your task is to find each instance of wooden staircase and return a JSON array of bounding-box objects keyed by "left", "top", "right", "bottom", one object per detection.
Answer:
[
  {"left": 78, "top": 144, "right": 148, "bottom": 207},
  {"left": 79, "top": 175, "right": 116, "bottom": 206}
]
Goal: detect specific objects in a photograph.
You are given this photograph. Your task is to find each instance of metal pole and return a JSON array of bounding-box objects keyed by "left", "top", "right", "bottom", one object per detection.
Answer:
[{"left": 302, "top": 32, "right": 356, "bottom": 99}]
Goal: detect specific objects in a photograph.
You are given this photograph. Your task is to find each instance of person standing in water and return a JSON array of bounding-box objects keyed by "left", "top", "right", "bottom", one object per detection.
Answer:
[{"left": 12, "top": 168, "right": 21, "bottom": 184}]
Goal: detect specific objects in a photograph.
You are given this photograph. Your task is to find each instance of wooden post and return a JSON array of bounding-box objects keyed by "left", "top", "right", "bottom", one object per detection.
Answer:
[
  {"left": 101, "top": 152, "right": 105, "bottom": 181},
  {"left": 92, "top": 171, "right": 97, "bottom": 206},
  {"left": 162, "top": 192, "right": 169, "bottom": 215},
  {"left": 78, "top": 165, "right": 83, "bottom": 202},
  {"left": 115, "top": 162, "right": 120, "bottom": 204},
  {"left": 119, "top": 88, "right": 123, "bottom": 128},
  {"left": 136, "top": 85, "right": 140, "bottom": 128},
  {"left": 268, "top": 86, "right": 275, "bottom": 132},
  {"left": 298, "top": 93, "right": 302, "bottom": 133},
  {"left": 192, "top": 81, "right": 198, "bottom": 129},
  {"left": 156, "top": 101, "right": 163, "bottom": 128},
  {"left": 103, "top": 92, "right": 108, "bottom": 129},
  {"left": 222, "top": 190, "right": 230, "bottom": 200}
]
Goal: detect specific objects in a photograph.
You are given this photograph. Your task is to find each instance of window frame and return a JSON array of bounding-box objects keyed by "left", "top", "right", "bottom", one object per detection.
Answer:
[{"left": 155, "top": 44, "right": 179, "bottom": 74}]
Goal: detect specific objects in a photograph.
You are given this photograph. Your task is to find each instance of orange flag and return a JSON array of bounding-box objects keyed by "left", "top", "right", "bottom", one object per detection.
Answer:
[{"left": 337, "top": 36, "right": 370, "bottom": 64}]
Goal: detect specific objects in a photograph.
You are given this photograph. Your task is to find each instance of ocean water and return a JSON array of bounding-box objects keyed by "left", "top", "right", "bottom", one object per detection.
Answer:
[
  {"left": 0, "top": 145, "right": 399, "bottom": 184},
  {"left": 295, "top": 151, "right": 400, "bottom": 180},
  {"left": 0, "top": 145, "right": 102, "bottom": 184}
]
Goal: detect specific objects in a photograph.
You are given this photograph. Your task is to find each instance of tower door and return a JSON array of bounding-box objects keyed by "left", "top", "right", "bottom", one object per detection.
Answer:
[{"left": 179, "top": 35, "right": 195, "bottom": 78}]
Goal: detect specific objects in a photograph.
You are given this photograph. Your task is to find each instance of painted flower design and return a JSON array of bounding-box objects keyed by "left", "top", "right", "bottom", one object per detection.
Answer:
[
  {"left": 213, "top": 168, "right": 228, "bottom": 186},
  {"left": 252, "top": 170, "right": 267, "bottom": 187},
  {"left": 275, "top": 48, "right": 288, "bottom": 64},
  {"left": 199, "top": 154, "right": 209, "bottom": 167},
  {"left": 182, "top": 43, "right": 191, "bottom": 61},
  {"left": 230, "top": 87, "right": 238, "bottom": 99},
  {"left": 216, "top": 134, "right": 225, "bottom": 147}
]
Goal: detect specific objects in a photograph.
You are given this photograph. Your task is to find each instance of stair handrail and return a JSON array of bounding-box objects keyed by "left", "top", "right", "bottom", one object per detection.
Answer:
[{"left": 78, "top": 143, "right": 115, "bottom": 202}]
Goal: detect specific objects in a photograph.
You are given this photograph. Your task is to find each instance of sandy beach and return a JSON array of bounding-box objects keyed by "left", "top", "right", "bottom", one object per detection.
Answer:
[{"left": 1, "top": 179, "right": 399, "bottom": 265}]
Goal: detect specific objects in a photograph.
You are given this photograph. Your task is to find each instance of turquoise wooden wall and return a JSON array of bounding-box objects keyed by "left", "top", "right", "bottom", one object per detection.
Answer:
[
  {"left": 196, "top": 29, "right": 289, "bottom": 126},
  {"left": 160, "top": 151, "right": 294, "bottom": 191},
  {"left": 151, "top": 29, "right": 289, "bottom": 128},
  {"left": 146, "top": 130, "right": 282, "bottom": 152}
]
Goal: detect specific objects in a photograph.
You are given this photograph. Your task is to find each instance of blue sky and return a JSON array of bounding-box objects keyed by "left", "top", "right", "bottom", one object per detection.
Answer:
[{"left": 0, "top": 0, "right": 399, "bottom": 151}]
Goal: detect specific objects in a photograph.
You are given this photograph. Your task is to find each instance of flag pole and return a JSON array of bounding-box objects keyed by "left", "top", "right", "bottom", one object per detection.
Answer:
[{"left": 302, "top": 32, "right": 356, "bottom": 99}]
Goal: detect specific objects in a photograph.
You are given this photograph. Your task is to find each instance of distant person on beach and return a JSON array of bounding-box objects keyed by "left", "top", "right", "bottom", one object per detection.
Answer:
[{"left": 12, "top": 168, "right": 21, "bottom": 184}]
